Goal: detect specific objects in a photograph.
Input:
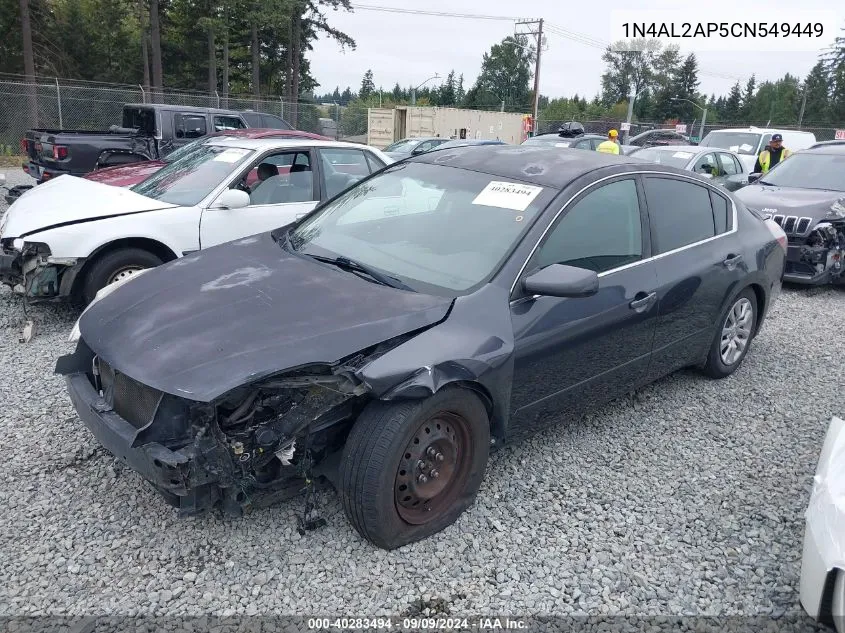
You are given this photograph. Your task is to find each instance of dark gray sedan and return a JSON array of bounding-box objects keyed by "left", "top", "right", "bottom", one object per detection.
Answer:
[
  {"left": 629, "top": 145, "right": 748, "bottom": 191},
  {"left": 57, "top": 145, "right": 786, "bottom": 549},
  {"left": 734, "top": 144, "right": 845, "bottom": 285},
  {"left": 383, "top": 136, "right": 450, "bottom": 160}
]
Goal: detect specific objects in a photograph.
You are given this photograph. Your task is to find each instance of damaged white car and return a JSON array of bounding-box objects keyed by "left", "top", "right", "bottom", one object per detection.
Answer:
[
  {"left": 801, "top": 416, "right": 845, "bottom": 632},
  {"left": 0, "top": 138, "right": 389, "bottom": 304}
]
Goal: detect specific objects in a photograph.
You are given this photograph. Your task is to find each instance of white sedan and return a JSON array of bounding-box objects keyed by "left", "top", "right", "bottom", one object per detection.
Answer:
[
  {"left": 801, "top": 416, "right": 845, "bottom": 632},
  {"left": 0, "top": 138, "right": 391, "bottom": 304}
]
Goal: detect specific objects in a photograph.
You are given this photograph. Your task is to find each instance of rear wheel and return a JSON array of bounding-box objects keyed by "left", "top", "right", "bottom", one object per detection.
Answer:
[
  {"left": 701, "top": 288, "right": 757, "bottom": 378},
  {"left": 81, "top": 248, "right": 162, "bottom": 305},
  {"left": 339, "top": 389, "right": 490, "bottom": 549}
]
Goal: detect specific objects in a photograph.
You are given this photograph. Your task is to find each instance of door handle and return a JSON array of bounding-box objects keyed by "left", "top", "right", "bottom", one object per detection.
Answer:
[
  {"left": 629, "top": 291, "right": 657, "bottom": 313},
  {"left": 722, "top": 254, "right": 743, "bottom": 270}
]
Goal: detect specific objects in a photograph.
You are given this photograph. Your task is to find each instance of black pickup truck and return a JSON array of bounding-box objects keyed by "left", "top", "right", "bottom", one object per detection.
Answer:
[{"left": 21, "top": 103, "right": 251, "bottom": 183}]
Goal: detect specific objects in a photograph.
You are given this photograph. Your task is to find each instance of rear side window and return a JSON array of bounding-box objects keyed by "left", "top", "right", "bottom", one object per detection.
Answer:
[
  {"left": 710, "top": 191, "right": 730, "bottom": 234},
  {"left": 213, "top": 115, "right": 246, "bottom": 132},
  {"left": 644, "top": 177, "right": 715, "bottom": 253},
  {"left": 175, "top": 113, "right": 208, "bottom": 139}
]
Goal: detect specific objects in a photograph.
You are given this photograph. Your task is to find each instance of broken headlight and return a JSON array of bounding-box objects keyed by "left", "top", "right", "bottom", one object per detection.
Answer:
[{"left": 827, "top": 198, "right": 845, "bottom": 220}]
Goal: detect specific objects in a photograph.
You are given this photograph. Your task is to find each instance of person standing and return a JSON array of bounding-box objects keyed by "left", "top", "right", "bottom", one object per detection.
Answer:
[
  {"left": 596, "top": 129, "right": 620, "bottom": 155},
  {"left": 753, "top": 133, "right": 791, "bottom": 173}
]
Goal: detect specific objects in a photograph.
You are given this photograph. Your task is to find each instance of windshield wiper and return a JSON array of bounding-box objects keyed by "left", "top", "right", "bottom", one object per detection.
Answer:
[
  {"left": 307, "top": 254, "right": 414, "bottom": 291},
  {"left": 757, "top": 180, "right": 774, "bottom": 186}
]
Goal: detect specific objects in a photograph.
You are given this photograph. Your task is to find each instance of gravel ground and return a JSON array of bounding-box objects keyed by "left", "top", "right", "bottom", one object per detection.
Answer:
[{"left": 0, "top": 168, "right": 842, "bottom": 621}]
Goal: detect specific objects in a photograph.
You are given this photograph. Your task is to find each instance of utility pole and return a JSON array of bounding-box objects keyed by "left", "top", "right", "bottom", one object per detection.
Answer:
[
  {"left": 797, "top": 85, "right": 807, "bottom": 127},
  {"left": 516, "top": 18, "right": 543, "bottom": 135}
]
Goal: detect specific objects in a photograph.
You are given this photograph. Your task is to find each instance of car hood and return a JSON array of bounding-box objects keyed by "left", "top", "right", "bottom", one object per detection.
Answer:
[
  {"left": 1, "top": 175, "right": 176, "bottom": 239},
  {"left": 84, "top": 160, "right": 166, "bottom": 187},
  {"left": 734, "top": 184, "right": 844, "bottom": 221},
  {"left": 78, "top": 232, "right": 454, "bottom": 402}
]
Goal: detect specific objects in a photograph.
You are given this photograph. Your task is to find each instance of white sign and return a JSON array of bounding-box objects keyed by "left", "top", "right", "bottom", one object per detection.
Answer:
[
  {"left": 498, "top": 121, "right": 503, "bottom": 130},
  {"left": 835, "top": 129, "right": 845, "bottom": 140},
  {"left": 672, "top": 151, "right": 693, "bottom": 159},
  {"left": 620, "top": 122, "right": 631, "bottom": 131},
  {"left": 739, "top": 143, "right": 753, "bottom": 152},
  {"left": 555, "top": 142, "right": 571, "bottom": 147},
  {"left": 213, "top": 148, "right": 250, "bottom": 163},
  {"left": 472, "top": 181, "right": 543, "bottom": 212},
  {"left": 675, "top": 124, "right": 687, "bottom": 134}
]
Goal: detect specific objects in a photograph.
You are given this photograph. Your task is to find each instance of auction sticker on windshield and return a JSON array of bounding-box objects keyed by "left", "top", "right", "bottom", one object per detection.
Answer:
[
  {"left": 673, "top": 151, "right": 693, "bottom": 159},
  {"left": 740, "top": 143, "right": 753, "bottom": 152},
  {"left": 213, "top": 148, "right": 251, "bottom": 163},
  {"left": 472, "top": 181, "right": 543, "bottom": 211}
]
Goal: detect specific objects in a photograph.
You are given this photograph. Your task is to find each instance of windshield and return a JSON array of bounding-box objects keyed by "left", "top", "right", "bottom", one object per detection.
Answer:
[
  {"left": 289, "top": 162, "right": 557, "bottom": 294},
  {"left": 699, "top": 131, "right": 762, "bottom": 155},
  {"left": 132, "top": 144, "right": 253, "bottom": 206},
  {"left": 630, "top": 148, "right": 694, "bottom": 168},
  {"left": 758, "top": 153, "right": 845, "bottom": 191},
  {"left": 163, "top": 137, "right": 210, "bottom": 163},
  {"left": 384, "top": 139, "right": 421, "bottom": 153}
]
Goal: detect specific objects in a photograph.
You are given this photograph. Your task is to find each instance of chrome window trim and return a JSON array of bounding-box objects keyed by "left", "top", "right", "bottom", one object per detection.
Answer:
[{"left": 509, "top": 170, "right": 739, "bottom": 296}]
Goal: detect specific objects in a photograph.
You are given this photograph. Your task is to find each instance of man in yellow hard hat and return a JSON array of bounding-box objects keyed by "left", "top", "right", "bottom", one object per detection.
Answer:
[{"left": 596, "top": 129, "right": 620, "bottom": 155}]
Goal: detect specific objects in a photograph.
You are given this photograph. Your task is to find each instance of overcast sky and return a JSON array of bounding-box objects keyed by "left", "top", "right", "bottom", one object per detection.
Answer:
[{"left": 309, "top": 0, "right": 840, "bottom": 102}]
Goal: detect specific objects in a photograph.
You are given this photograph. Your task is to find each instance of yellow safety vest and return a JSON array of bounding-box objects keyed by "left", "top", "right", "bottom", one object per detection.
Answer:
[
  {"left": 758, "top": 148, "right": 791, "bottom": 173},
  {"left": 596, "top": 140, "right": 620, "bottom": 155}
]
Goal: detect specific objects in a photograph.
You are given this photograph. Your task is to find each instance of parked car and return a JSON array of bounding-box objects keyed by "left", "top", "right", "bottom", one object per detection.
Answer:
[
  {"left": 382, "top": 137, "right": 451, "bottom": 160},
  {"left": 21, "top": 103, "right": 253, "bottom": 184},
  {"left": 799, "top": 415, "right": 844, "bottom": 633},
  {"left": 83, "top": 128, "right": 331, "bottom": 189},
  {"left": 810, "top": 139, "right": 845, "bottom": 149},
  {"left": 627, "top": 129, "right": 689, "bottom": 148},
  {"left": 0, "top": 138, "right": 391, "bottom": 304},
  {"left": 522, "top": 133, "right": 607, "bottom": 150},
  {"left": 734, "top": 144, "right": 845, "bottom": 286},
  {"left": 628, "top": 145, "right": 748, "bottom": 191},
  {"left": 239, "top": 110, "right": 293, "bottom": 130},
  {"left": 698, "top": 127, "right": 817, "bottom": 172},
  {"left": 434, "top": 139, "right": 506, "bottom": 149},
  {"left": 57, "top": 145, "right": 786, "bottom": 549}
]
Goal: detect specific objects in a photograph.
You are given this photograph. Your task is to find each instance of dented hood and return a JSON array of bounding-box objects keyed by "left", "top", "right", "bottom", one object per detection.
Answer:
[
  {"left": 1, "top": 174, "right": 176, "bottom": 239},
  {"left": 78, "top": 232, "right": 453, "bottom": 402},
  {"left": 735, "top": 184, "right": 844, "bottom": 222}
]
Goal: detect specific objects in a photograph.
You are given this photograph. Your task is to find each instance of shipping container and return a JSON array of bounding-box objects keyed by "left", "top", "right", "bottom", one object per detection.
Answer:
[{"left": 367, "top": 107, "right": 527, "bottom": 148}]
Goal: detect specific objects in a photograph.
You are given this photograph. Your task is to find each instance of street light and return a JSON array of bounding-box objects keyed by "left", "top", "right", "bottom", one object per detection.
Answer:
[
  {"left": 671, "top": 97, "right": 708, "bottom": 143},
  {"left": 411, "top": 74, "right": 440, "bottom": 106}
]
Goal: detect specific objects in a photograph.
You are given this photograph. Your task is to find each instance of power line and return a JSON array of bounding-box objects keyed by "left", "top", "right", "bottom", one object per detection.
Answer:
[{"left": 349, "top": 3, "right": 517, "bottom": 21}]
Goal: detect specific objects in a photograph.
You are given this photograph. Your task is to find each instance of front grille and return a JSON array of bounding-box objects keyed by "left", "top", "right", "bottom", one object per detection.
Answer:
[
  {"left": 98, "top": 359, "right": 162, "bottom": 429},
  {"left": 771, "top": 215, "right": 814, "bottom": 236}
]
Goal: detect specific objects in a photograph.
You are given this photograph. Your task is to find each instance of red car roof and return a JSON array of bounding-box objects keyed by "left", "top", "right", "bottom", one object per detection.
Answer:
[{"left": 84, "top": 128, "right": 331, "bottom": 187}]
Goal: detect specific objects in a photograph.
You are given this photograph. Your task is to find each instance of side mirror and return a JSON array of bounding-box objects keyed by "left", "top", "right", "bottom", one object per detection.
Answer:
[
  {"left": 522, "top": 264, "right": 599, "bottom": 298},
  {"left": 747, "top": 172, "right": 762, "bottom": 184},
  {"left": 211, "top": 189, "right": 250, "bottom": 210}
]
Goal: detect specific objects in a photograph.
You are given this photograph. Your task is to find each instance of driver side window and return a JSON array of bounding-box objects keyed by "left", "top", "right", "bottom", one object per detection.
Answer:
[
  {"left": 533, "top": 179, "right": 643, "bottom": 274},
  {"left": 693, "top": 153, "right": 719, "bottom": 176},
  {"left": 233, "top": 151, "right": 315, "bottom": 206}
]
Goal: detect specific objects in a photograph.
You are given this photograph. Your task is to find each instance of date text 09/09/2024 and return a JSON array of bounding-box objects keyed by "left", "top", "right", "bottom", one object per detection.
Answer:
[
  {"left": 621, "top": 22, "right": 824, "bottom": 39},
  {"left": 306, "top": 617, "right": 527, "bottom": 630}
]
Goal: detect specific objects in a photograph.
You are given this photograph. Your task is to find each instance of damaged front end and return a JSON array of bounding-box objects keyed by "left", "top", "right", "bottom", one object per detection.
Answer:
[
  {"left": 0, "top": 238, "right": 81, "bottom": 299},
  {"left": 770, "top": 205, "right": 845, "bottom": 285},
  {"left": 57, "top": 340, "right": 373, "bottom": 516}
]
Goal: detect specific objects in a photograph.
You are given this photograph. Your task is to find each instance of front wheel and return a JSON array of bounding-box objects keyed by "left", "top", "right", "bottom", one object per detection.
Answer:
[
  {"left": 702, "top": 288, "right": 757, "bottom": 378},
  {"left": 81, "top": 248, "right": 163, "bottom": 305},
  {"left": 339, "top": 389, "right": 490, "bottom": 549}
]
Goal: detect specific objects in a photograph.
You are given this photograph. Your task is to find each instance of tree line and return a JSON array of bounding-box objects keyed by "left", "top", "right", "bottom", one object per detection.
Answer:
[{"left": 1, "top": 0, "right": 355, "bottom": 126}]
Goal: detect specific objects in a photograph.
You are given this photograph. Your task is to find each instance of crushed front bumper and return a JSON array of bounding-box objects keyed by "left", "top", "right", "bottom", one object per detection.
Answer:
[
  {"left": 0, "top": 242, "right": 83, "bottom": 299},
  {"left": 784, "top": 244, "right": 844, "bottom": 285}
]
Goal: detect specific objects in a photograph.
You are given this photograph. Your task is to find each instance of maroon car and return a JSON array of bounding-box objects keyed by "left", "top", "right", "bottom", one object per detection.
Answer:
[{"left": 84, "top": 128, "right": 330, "bottom": 188}]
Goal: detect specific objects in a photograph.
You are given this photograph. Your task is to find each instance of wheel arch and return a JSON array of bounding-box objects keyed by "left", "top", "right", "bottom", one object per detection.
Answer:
[{"left": 70, "top": 237, "right": 178, "bottom": 297}]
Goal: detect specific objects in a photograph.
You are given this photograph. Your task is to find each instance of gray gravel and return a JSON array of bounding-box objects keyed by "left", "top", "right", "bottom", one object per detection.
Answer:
[{"left": 0, "top": 168, "right": 841, "bottom": 619}]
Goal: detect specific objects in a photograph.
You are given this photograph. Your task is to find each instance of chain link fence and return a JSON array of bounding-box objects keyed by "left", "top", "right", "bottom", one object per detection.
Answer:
[
  {"left": 537, "top": 118, "right": 843, "bottom": 143},
  {"left": 0, "top": 74, "right": 364, "bottom": 155}
]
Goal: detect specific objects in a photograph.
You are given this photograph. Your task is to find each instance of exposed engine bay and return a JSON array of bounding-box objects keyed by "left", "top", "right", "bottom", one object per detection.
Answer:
[{"left": 799, "top": 220, "right": 845, "bottom": 281}]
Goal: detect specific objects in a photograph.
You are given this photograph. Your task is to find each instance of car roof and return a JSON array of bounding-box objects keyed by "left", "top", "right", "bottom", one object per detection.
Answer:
[
  {"left": 630, "top": 129, "right": 686, "bottom": 139},
  {"left": 205, "top": 137, "right": 371, "bottom": 150},
  {"left": 124, "top": 103, "right": 243, "bottom": 115},
  {"left": 707, "top": 126, "right": 815, "bottom": 135},
  {"left": 810, "top": 139, "right": 845, "bottom": 149},
  {"left": 632, "top": 144, "right": 707, "bottom": 154},
  {"left": 410, "top": 144, "right": 647, "bottom": 188},
  {"left": 209, "top": 128, "right": 328, "bottom": 140},
  {"left": 803, "top": 144, "right": 845, "bottom": 155}
]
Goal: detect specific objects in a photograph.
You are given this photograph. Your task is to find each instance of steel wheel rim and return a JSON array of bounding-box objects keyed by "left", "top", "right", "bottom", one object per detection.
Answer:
[
  {"left": 720, "top": 297, "right": 753, "bottom": 366},
  {"left": 394, "top": 411, "right": 473, "bottom": 525},
  {"left": 107, "top": 266, "right": 146, "bottom": 285}
]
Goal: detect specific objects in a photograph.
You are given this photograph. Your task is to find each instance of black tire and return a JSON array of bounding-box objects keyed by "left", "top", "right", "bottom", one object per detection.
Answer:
[
  {"left": 339, "top": 388, "right": 490, "bottom": 549},
  {"left": 82, "top": 247, "right": 162, "bottom": 305},
  {"left": 701, "top": 288, "right": 758, "bottom": 378}
]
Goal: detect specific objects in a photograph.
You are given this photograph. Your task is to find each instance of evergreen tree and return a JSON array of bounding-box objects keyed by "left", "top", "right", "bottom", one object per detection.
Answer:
[
  {"left": 439, "top": 70, "right": 456, "bottom": 106},
  {"left": 802, "top": 61, "right": 831, "bottom": 123},
  {"left": 359, "top": 69, "right": 375, "bottom": 100},
  {"left": 724, "top": 82, "right": 742, "bottom": 121},
  {"left": 456, "top": 73, "right": 465, "bottom": 104},
  {"left": 741, "top": 75, "right": 756, "bottom": 118}
]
